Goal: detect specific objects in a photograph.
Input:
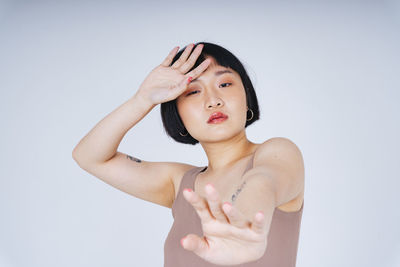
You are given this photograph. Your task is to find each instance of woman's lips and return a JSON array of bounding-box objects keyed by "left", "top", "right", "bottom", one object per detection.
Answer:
[
  {"left": 208, "top": 117, "right": 228, "bottom": 124},
  {"left": 207, "top": 112, "right": 229, "bottom": 123}
]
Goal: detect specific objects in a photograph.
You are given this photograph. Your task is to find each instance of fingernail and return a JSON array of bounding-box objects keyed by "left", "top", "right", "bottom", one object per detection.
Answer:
[
  {"left": 187, "top": 77, "right": 193, "bottom": 83},
  {"left": 256, "top": 211, "right": 264, "bottom": 220},
  {"left": 184, "top": 188, "right": 192, "bottom": 193},
  {"left": 180, "top": 237, "right": 186, "bottom": 247},
  {"left": 223, "top": 202, "right": 231, "bottom": 207}
]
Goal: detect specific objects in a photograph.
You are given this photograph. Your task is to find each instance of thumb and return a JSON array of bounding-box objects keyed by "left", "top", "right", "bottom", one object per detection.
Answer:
[{"left": 181, "top": 233, "right": 209, "bottom": 254}]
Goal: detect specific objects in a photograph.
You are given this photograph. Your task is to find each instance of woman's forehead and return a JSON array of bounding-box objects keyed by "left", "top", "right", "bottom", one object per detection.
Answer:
[
  {"left": 199, "top": 58, "right": 237, "bottom": 77},
  {"left": 205, "top": 57, "right": 225, "bottom": 69},
  {"left": 192, "top": 66, "right": 238, "bottom": 84}
]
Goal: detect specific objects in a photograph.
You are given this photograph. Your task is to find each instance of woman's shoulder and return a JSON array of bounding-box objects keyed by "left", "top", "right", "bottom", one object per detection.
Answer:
[
  {"left": 253, "top": 137, "right": 305, "bottom": 213},
  {"left": 168, "top": 162, "right": 201, "bottom": 200},
  {"left": 169, "top": 161, "right": 198, "bottom": 181},
  {"left": 259, "top": 137, "right": 301, "bottom": 148},
  {"left": 254, "top": 137, "right": 303, "bottom": 163}
]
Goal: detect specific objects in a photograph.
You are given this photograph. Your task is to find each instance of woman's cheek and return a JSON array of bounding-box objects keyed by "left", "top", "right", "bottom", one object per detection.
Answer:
[{"left": 184, "top": 105, "right": 202, "bottom": 126}]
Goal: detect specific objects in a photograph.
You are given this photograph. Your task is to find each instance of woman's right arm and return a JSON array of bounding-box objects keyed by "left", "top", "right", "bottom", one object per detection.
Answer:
[
  {"left": 72, "top": 93, "right": 154, "bottom": 166},
  {"left": 72, "top": 44, "right": 211, "bottom": 208},
  {"left": 72, "top": 93, "right": 180, "bottom": 208}
]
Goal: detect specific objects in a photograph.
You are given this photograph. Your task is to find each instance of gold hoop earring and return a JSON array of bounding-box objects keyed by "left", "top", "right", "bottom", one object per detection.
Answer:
[
  {"left": 246, "top": 108, "right": 254, "bottom": 121},
  {"left": 179, "top": 129, "right": 188, "bottom": 136}
]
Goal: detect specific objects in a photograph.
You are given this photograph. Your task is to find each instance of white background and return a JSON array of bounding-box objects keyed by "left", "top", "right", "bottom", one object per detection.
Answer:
[{"left": 0, "top": 0, "right": 399, "bottom": 266}]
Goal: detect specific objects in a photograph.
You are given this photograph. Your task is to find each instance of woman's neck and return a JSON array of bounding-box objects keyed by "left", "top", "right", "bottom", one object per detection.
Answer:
[{"left": 199, "top": 133, "right": 259, "bottom": 173}]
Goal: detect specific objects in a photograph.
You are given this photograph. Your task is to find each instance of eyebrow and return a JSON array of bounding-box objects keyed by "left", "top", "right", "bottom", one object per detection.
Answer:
[{"left": 190, "top": 70, "right": 233, "bottom": 83}]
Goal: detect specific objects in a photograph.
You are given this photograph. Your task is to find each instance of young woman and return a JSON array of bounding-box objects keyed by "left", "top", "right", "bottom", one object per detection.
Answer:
[{"left": 72, "top": 42, "right": 305, "bottom": 266}]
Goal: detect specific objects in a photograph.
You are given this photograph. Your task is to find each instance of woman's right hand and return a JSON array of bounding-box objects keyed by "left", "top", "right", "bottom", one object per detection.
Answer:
[{"left": 136, "top": 43, "right": 212, "bottom": 106}]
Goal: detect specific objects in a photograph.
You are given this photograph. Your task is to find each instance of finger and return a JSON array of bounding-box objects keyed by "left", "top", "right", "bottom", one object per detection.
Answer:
[
  {"left": 250, "top": 211, "right": 267, "bottom": 235},
  {"left": 222, "top": 202, "right": 250, "bottom": 228},
  {"left": 171, "top": 43, "right": 195, "bottom": 69},
  {"left": 185, "top": 58, "right": 212, "bottom": 82},
  {"left": 179, "top": 43, "right": 205, "bottom": 73},
  {"left": 181, "top": 233, "right": 209, "bottom": 257},
  {"left": 183, "top": 188, "right": 214, "bottom": 224},
  {"left": 161, "top": 46, "right": 179, "bottom": 67},
  {"left": 169, "top": 75, "right": 192, "bottom": 99},
  {"left": 204, "top": 184, "right": 229, "bottom": 223}
]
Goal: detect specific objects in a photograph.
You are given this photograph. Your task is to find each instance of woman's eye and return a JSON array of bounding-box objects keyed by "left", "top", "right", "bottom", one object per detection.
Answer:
[
  {"left": 219, "top": 83, "right": 232, "bottom": 88},
  {"left": 186, "top": 83, "right": 231, "bottom": 96},
  {"left": 186, "top": 90, "right": 199, "bottom": 96}
]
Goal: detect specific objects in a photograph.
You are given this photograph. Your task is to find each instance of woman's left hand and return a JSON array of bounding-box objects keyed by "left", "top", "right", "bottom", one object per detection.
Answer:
[{"left": 181, "top": 183, "right": 269, "bottom": 266}]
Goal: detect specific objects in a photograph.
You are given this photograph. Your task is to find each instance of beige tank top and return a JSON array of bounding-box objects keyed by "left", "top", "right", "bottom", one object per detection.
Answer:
[{"left": 164, "top": 153, "right": 304, "bottom": 266}]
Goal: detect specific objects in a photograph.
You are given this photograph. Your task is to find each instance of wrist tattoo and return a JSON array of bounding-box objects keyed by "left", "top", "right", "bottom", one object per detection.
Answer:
[
  {"left": 126, "top": 155, "right": 142, "bottom": 163},
  {"left": 231, "top": 181, "right": 247, "bottom": 203}
]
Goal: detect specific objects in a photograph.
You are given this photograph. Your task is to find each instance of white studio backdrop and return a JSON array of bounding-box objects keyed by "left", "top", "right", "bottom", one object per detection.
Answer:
[{"left": 0, "top": 0, "right": 399, "bottom": 266}]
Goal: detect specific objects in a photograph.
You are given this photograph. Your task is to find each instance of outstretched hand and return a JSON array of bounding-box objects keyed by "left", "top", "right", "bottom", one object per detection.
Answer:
[{"left": 181, "top": 183, "right": 269, "bottom": 266}]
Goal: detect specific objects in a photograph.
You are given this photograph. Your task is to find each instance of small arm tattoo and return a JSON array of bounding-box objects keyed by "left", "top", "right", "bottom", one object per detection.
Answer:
[
  {"left": 231, "top": 181, "right": 247, "bottom": 203},
  {"left": 126, "top": 155, "right": 142, "bottom": 163}
]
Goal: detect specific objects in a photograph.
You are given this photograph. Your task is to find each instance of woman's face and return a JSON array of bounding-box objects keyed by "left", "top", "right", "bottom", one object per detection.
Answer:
[{"left": 176, "top": 57, "right": 248, "bottom": 143}]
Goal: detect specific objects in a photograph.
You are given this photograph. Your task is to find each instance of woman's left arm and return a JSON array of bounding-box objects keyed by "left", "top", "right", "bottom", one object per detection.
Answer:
[
  {"left": 235, "top": 137, "right": 305, "bottom": 222},
  {"left": 181, "top": 137, "right": 305, "bottom": 265}
]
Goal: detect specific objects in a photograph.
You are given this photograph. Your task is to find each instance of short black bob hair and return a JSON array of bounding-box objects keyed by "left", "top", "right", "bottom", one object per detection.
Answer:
[{"left": 160, "top": 41, "right": 260, "bottom": 145}]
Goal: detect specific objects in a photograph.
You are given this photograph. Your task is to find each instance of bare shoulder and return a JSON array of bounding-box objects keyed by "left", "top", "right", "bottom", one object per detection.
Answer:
[
  {"left": 255, "top": 137, "right": 305, "bottom": 212},
  {"left": 169, "top": 162, "right": 198, "bottom": 201},
  {"left": 257, "top": 137, "right": 303, "bottom": 151}
]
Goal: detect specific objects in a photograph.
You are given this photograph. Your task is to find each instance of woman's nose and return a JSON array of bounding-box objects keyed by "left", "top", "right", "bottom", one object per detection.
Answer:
[
  {"left": 207, "top": 99, "right": 223, "bottom": 109},
  {"left": 205, "top": 87, "right": 224, "bottom": 108}
]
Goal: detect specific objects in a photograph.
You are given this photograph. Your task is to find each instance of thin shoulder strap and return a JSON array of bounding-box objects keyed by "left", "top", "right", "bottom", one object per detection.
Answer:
[
  {"left": 243, "top": 152, "right": 256, "bottom": 174},
  {"left": 171, "top": 167, "right": 200, "bottom": 219}
]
